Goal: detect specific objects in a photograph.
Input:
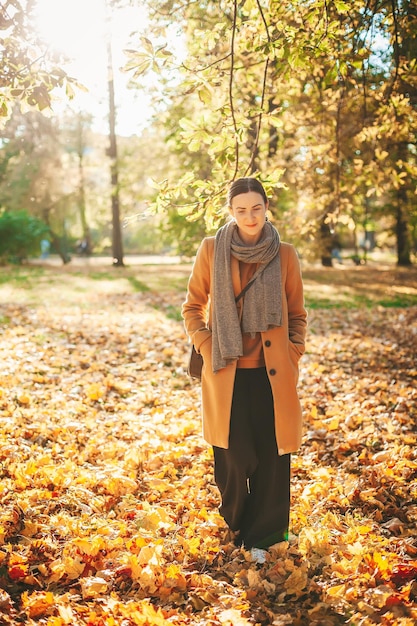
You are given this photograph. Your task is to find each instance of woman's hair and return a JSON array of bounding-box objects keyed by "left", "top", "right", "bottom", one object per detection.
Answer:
[{"left": 227, "top": 177, "right": 268, "bottom": 206}]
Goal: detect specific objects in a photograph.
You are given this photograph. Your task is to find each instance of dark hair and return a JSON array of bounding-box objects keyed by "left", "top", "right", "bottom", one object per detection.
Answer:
[{"left": 227, "top": 177, "right": 268, "bottom": 206}]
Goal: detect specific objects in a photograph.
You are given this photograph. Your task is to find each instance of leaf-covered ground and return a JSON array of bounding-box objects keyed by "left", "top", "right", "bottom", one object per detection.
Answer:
[{"left": 0, "top": 263, "right": 416, "bottom": 625}]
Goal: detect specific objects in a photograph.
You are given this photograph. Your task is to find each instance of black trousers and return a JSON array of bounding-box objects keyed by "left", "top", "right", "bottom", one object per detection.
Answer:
[{"left": 213, "top": 367, "right": 290, "bottom": 549}]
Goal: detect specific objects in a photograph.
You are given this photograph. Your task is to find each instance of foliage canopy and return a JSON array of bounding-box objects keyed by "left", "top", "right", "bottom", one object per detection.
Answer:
[
  {"left": 0, "top": 0, "right": 84, "bottom": 117},
  {"left": 0, "top": 0, "right": 416, "bottom": 264},
  {"left": 124, "top": 0, "right": 417, "bottom": 263}
]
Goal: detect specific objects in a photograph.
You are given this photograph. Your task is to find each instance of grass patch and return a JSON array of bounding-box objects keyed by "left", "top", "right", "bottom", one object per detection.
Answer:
[
  {"left": 303, "top": 265, "right": 417, "bottom": 309},
  {"left": 125, "top": 267, "right": 190, "bottom": 293},
  {"left": 163, "top": 304, "right": 183, "bottom": 322},
  {"left": 0, "top": 266, "right": 45, "bottom": 286},
  {"left": 0, "top": 261, "right": 416, "bottom": 311},
  {"left": 150, "top": 302, "right": 183, "bottom": 321},
  {"left": 127, "top": 276, "right": 151, "bottom": 292},
  {"left": 86, "top": 271, "right": 121, "bottom": 281},
  {"left": 305, "top": 293, "right": 417, "bottom": 309},
  {"left": 377, "top": 294, "right": 417, "bottom": 307}
]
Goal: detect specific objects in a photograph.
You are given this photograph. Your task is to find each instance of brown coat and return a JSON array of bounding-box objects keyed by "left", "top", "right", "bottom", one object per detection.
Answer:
[{"left": 182, "top": 236, "right": 307, "bottom": 455}]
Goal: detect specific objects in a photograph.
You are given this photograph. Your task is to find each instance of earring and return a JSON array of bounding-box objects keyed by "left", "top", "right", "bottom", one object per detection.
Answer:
[{"left": 265, "top": 215, "right": 269, "bottom": 222}]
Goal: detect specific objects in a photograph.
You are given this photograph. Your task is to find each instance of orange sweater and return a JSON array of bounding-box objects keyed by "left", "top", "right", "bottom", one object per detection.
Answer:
[{"left": 237, "top": 261, "right": 265, "bottom": 369}]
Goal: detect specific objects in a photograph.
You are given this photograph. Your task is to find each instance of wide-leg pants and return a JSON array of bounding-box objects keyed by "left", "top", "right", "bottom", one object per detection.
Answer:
[{"left": 213, "top": 367, "right": 290, "bottom": 549}]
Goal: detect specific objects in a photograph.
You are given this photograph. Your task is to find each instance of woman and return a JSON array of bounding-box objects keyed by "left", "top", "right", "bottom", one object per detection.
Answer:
[{"left": 182, "top": 177, "right": 307, "bottom": 559}]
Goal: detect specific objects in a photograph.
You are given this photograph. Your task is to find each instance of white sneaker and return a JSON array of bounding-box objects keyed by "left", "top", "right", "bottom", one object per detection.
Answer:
[{"left": 250, "top": 547, "right": 267, "bottom": 564}]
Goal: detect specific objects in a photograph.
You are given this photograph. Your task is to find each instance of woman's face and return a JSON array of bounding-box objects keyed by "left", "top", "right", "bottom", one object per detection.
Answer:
[{"left": 229, "top": 191, "right": 268, "bottom": 245}]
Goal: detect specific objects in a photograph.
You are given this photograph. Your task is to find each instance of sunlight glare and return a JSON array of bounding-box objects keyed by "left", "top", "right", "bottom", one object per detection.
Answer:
[
  {"left": 33, "top": 0, "right": 179, "bottom": 137},
  {"left": 34, "top": 0, "right": 107, "bottom": 65}
]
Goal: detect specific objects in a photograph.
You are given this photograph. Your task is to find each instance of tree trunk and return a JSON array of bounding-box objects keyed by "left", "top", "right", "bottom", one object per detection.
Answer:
[
  {"left": 42, "top": 200, "right": 71, "bottom": 265},
  {"left": 395, "top": 190, "right": 411, "bottom": 266},
  {"left": 50, "top": 231, "right": 71, "bottom": 264},
  {"left": 106, "top": 16, "right": 124, "bottom": 267},
  {"left": 320, "top": 217, "right": 334, "bottom": 267},
  {"left": 267, "top": 98, "right": 279, "bottom": 159},
  {"left": 76, "top": 114, "right": 92, "bottom": 254},
  {"left": 390, "top": 0, "right": 415, "bottom": 266}
]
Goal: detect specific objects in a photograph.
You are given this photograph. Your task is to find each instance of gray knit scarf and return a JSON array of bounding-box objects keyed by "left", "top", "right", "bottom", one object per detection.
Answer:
[{"left": 212, "top": 219, "right": 282, "bottom": 373}]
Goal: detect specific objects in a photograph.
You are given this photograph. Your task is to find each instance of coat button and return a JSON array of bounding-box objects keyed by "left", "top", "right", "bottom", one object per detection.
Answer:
[
  {"left": 265, "top": 340, "right": 271, "bottom": 347},
  {"left": 269, "top": 369, "right": 276, "bottom": 376}
]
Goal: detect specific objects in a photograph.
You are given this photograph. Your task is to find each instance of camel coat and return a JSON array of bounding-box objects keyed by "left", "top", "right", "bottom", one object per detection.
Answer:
[{"left": 182, "top": 236, "right": 307, "bottom": 455}]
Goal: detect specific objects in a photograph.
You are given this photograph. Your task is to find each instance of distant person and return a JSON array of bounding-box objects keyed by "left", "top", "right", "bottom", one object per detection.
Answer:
[
  {"left": 332, "top": 247, "right": 342, "bottom": 263},
  {"left": 76, "top": 239, "right": 89, "bottom": 255},
  {"left": 40, "top": 239, "right": 50, "bottom": 259},
  {"left": 182, "top": 177, "right": 307, "bottom": 563}
]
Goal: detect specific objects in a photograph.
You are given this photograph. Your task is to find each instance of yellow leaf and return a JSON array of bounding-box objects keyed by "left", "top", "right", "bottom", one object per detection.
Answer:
[
  {"left": 219, "top": 609, "right": 253, "bottom": 625},
  {"left": 164, "top": 563, "right": 187, "bottom": 591},
  {"left": 86, "top": 383, "right": 106, "bottom": 401},
  {"left": 138, "top": 544, "right": 163, "bottom": 566},
  {"left": 324, "top": 416, "right": 339, "bottom": 430},
  {"left": 21, "top": 591, "right": 55, "bottom": 618},
  {"left": 284, "top": 565, "right": 308, "bottom": 595},
  {"left": 356, "top": 524, "right": 374, "bottom": 535},
  {"left": 138, "top": 564, "right": 159, "bottom": 593},
  {"left": 327, "top": 583, "right": 346, "bottom": 597},
  {"left": 80, "top": 576, "right": 110, "bottom": 599},
  {"left": 72, "top": 536, "right": 105, "bottom": 556},
  {"left": 126, "top": 535, "right": 148, "bottom": 553},
  {"left": 186, "top": 537, "right": 200, "bottom": 556},
  {"left": 59, "top": 555, "right": 84, "bottom": 580},
  {"left": 17, "top": 393, "right": 31, "bottom": 405},
  {"left": 57, "top": 603, "right": 75, "bottom": 623}
]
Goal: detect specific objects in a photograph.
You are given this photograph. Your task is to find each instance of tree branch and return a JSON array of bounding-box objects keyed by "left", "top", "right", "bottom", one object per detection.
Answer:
[
  {"left": 391, "top": 0, "right": 400, "bottom": 83},
  {"left": 245, "top": 0, "right": 271, "bottom": 175},
  {"left": 229, "top": 0, "right": 239, "bottom": 180}
]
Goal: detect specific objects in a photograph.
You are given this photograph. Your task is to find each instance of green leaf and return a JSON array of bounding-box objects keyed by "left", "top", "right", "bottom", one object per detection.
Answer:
[
  {"left": 140, "top": 37, "right": 154, "bottom": 54},
  {"left": 197, "top": 87, "right": 212, "bottom": 105},
  {"left": 124, "top": 56, "right": 153, "bottom": 77},
  {"left": 333, "top": 0, "right": 350, "bottom": 13},
  {"left": 65, "top": 82, "right": 75, "bottom": 100},
  {"left": 0, "top": 100, "right": 9, "bottom": 116},
  {"left": 155, "top": 46, "right": 172, "bottom": 59}
]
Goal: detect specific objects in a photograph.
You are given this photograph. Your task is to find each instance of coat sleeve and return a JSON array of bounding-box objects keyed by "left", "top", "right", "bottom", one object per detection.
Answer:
[
  {"left": 285, "top": 245, "right": 307, "bottom": 354},
  {"left": 182, "top": 238, "right": 213, "bottom": 353}
]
